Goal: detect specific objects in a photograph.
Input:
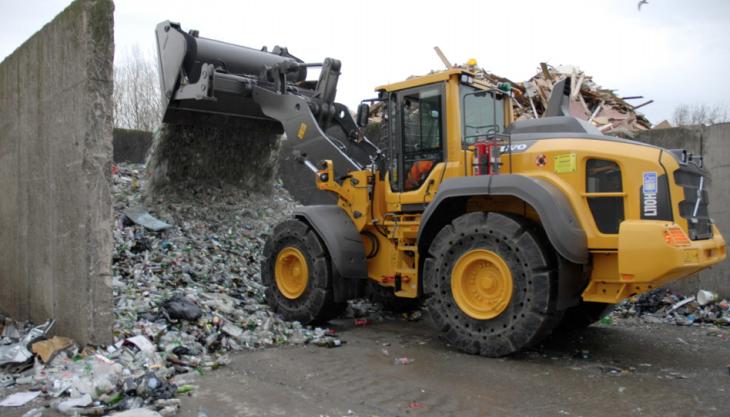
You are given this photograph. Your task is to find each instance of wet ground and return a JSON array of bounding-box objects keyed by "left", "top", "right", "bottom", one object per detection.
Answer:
[
  {"left": 174, "top": 317, "right": 729, "bottom": 417},
  {"left": 3, "top": 317, "right": 729, "bottom": 417}
]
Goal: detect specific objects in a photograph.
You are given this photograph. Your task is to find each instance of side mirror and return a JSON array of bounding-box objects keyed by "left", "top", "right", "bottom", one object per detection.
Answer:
[{"left": 356, "top": 103, "right": 370, "bottom": 127}]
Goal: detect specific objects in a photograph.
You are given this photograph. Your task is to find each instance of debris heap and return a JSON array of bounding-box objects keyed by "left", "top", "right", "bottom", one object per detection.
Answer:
[
  {"left": 0, "top": 163, "right": 344, "bottom": 415},
  {"left": 612, "top": 288, "right": 730, "bottom": 326},
  {"left": 466, "top": 62, "right": 653, "bottom": 134}
]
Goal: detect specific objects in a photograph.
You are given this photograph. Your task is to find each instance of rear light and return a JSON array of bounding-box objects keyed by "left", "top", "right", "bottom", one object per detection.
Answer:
[{"left": 664, "top": 225, "right": 691, "bottom": 247}]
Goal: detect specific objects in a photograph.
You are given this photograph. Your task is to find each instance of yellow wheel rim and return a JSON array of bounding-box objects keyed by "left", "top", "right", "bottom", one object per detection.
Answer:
[
  {"left": 274, "top": 247, "right": 309, "bottom": 299},
  {"left": 451, "top": 249, "right": 513, "bottom": 320}
]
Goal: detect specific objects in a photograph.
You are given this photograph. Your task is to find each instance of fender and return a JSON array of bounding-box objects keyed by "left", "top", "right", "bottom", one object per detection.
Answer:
[
  {"left": 294, "top": 205, "right": 367, "bottom": 301},
  {"left": 418, "top": 175, "right": 589, "bottom": 265}
]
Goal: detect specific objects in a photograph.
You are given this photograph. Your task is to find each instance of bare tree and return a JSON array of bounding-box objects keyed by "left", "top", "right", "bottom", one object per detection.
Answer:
[
  {"left": 672, "top": 103, "right": 728, "bottom": 127},
  {"left": 114, "top": 46, "right": 162, "bottom": 131}
]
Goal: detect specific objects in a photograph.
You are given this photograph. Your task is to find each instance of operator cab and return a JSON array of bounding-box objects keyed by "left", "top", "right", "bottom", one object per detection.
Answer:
[{"left": 372, "top": 69, "right": 508, "bottom": 195}]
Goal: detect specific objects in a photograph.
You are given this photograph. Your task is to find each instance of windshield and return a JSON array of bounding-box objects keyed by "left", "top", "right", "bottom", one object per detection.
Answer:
[{"left": 460, "top": 85, "right": 505, "bottom": 145}]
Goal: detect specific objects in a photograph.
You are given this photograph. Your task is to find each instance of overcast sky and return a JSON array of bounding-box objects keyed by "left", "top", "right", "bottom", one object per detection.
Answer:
[{"left": 1, "top": 0, "right": 728, "bottom": 124}]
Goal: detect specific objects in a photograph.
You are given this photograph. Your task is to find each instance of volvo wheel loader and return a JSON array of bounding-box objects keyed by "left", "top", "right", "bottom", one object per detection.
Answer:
[{"left": 156, "top": 21, "right": 727, "bottom": 356}]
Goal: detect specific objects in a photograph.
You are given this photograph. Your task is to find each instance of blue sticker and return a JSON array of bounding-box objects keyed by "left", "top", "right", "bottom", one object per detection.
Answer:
[{"left": 643, "top": 172, "right": 657, "bottom": 193}]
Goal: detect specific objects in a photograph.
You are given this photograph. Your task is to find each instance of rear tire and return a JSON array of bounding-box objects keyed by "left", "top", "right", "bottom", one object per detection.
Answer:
[
  {"left": 262, "top": 219, "right": 345, "bottom": 324},
  {"left": 424, "top": 212, "right": 562, "bottom": 357}
]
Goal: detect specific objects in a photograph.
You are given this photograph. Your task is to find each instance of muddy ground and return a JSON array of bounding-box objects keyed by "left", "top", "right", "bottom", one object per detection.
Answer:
[
  {"left": 170, "top": 318, "right": 729, "bottom": 417},
  {"left": 7, "top": 316, "right": 728, "bottom": 417}
]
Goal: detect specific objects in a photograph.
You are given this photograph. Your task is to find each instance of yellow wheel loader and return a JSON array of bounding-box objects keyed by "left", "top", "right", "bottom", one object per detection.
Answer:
[{"left": 156, "top": 21, "right": 726, "bottom": 356}]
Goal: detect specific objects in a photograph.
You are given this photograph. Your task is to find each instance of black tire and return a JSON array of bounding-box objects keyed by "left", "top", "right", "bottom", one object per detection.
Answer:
[
  {"left": 365, "top": 281, "right": 421, "bottom": 313},
  {"left": 262, "top": 219, "right": 345, "bottom": 324},
  {"left": 557, "top": 301, "right": 615, "bottom": 331},
  {"left": 423, "top": 212, "right": 563, "bottom": 357}
]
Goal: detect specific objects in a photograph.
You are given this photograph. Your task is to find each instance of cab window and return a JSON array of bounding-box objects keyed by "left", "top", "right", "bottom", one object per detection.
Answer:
[
  {"left": 397, "top": 87, "right": 444, "bottom": 191},
  {"left": 461, "top": 85, "right": 504, "bottom": 146}
]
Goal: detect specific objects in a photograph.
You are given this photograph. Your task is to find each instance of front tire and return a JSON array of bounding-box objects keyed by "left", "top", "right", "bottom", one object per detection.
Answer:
[
  {"left": 424, "top": 212, "right": 562, "bottom": 357},
  {"left": 262, "top": 219, "right": 345, "bottom": 323}
]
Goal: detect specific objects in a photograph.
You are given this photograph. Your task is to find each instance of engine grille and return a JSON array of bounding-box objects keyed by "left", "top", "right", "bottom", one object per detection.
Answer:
[{"left": 674, "top": 163, "right": 713, "bottom": 240}]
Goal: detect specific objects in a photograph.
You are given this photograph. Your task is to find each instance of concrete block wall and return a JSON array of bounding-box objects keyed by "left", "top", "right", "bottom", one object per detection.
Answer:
[
  {"left": 634, "top": 123, "right": 730, "bottom": 297},
  {"left": 0, "top": 0, "right": 114, "bottom": 344}
]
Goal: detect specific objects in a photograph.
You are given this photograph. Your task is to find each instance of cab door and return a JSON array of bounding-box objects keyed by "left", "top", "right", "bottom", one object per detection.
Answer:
[{"left": 385, "top": 83, "right": 446, "bottom": 210}]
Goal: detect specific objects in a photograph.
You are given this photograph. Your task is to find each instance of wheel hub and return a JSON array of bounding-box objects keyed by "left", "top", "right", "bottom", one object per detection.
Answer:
[
  {"left": 451, "top": 249, "right": 513, "bottom": 320},
  {"left": 274, "top": 247, "right": 309, "bottom": 299}
]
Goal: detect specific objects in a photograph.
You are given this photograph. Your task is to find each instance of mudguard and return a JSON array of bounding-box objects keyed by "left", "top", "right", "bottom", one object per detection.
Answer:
[
  {"left": 294, "top": 205, "right": 367, "bottom": 301},
  {"left": 418, "top": 175, "right": 589, "bottom": 265}
]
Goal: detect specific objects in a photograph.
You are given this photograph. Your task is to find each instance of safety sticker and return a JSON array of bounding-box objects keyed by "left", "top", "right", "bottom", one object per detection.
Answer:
[
  {"left": 297, "top": 122, "right": 308, "bottom": 139},
  {"left": 643, "top": 172, "right": 657, "bottom": 193},
  {"left": 554, "top": 153, "right": 576, "bottom": 173},
  {"left": 535, "top": 154, "right": 547, "bottom": 167}
]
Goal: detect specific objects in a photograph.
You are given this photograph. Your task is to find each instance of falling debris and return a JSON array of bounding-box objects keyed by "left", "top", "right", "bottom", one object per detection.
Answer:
[{"left": 146, "top": 114, "right": 282, "bottom": 194}]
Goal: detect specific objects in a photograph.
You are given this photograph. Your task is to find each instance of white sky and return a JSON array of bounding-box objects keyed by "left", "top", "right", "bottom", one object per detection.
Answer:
[{"left": 1, "top": 0, "right": 728, "bottom": 124}]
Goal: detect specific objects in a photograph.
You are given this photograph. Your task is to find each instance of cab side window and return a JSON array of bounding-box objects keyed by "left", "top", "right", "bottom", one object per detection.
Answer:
[{"left": 401, "top": 88, "right": 443, "bottom": 191}]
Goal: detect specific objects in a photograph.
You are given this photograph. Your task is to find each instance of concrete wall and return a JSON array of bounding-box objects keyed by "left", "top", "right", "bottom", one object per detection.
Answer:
[
  {"left": 634, "top": 123, "right": 730, "bottom": 297},
  {"left": 113, "top": 128, "right": 152, "bottom": 163},
  {"left": 0, "top": 0, "right": 114, "bottom": 344}
]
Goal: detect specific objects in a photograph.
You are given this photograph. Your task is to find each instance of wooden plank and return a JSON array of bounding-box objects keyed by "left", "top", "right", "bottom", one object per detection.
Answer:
[
  {"left": 589, "top": 100, "right": 604, "bottom": 122},
  {"left": 540, "top": 62, "right": 552, "bottom": 81},
  {"left": 577, "top": 94, "right": 591, "bottom": 114},
  {"left": 633, "top": 100, "right": 654, "bottom": 110},
  {"left": 433, "top": 47, "right": 451, "bottom": 69},
  {"left": 571, "top": 74, "right": 585, "bottom": 99},
  {"left": 528, "top": 96, "right": 539, "bottom": 118}
]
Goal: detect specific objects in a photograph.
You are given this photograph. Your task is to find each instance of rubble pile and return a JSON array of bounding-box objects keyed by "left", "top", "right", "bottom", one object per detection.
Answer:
[
  {"left": 0, "top": 163, "right": 344, "bottom": 415},
  {"left": 468, "top": 62, "right": 653, "bottom": 134},
  {"left": 612, "top": 288, "right": 730, "bottom": 326}
]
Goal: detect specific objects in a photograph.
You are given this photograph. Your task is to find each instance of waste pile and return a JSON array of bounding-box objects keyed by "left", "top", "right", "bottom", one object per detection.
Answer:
[
  {"left": 612, "top": 288, "right": 730, "bottom": 326},
  {"left": 0, "top": 162, "right": 344, "bottom": 415},
  {"left": 146, "top": 113, "right": 282, "bottom": 194},
  {"left": 463, "top": 62, "right": 652, "bottom": 134}
]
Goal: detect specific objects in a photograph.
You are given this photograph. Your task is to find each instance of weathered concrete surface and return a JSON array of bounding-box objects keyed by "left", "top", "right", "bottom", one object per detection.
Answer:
[
  {"left": 0, "top": 0, "right": 114, "bottom": 344},
  {"left": 634, "top": 123, "right": 730, "bottom": 297},
  {"left": 113, "top": 128, "right": 152, "bottom": 163}
]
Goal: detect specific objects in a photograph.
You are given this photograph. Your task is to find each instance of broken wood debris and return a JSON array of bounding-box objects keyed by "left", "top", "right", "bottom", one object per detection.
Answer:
[{"left": 467, "top": 62, "right": 653, "bottom": 133}]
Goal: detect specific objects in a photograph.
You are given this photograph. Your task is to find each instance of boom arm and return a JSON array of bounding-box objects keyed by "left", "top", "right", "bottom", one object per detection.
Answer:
[{"left": 155, "top": 21, "right": 381, "bottom": 178}]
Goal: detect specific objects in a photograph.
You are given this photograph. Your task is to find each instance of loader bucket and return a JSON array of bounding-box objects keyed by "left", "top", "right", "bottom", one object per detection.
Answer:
[{"left": 155, "top": 21, "right": 307, "bottom": 124}]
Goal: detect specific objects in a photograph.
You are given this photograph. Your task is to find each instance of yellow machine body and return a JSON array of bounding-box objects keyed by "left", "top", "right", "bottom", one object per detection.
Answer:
[{"left": 314, "top": 68, "right": 726, "bottom": 305}]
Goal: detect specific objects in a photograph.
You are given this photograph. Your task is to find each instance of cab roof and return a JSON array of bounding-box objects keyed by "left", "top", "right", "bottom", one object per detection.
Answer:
[{"left": 376, "top": 68, "right": 470, "bottom": 93}]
